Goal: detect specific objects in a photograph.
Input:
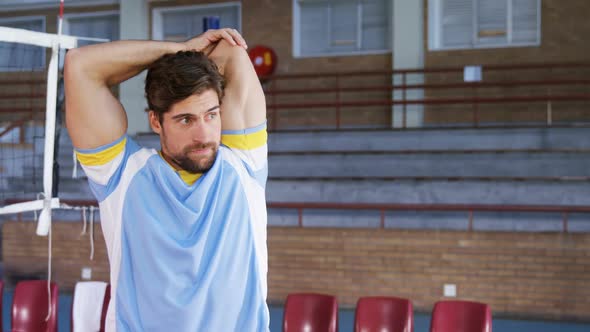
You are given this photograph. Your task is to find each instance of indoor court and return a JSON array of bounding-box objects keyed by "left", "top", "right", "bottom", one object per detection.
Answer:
[{"left": 1, "top": 0, "right": 590, "bottom": 331}]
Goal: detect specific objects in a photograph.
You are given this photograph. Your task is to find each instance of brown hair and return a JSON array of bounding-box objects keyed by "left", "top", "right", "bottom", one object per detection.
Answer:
[{"left": 145, "top": 50, "right": 224, "bottom": 121}]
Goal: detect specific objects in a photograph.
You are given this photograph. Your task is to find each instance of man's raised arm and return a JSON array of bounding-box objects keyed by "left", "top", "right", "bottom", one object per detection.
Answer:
[
  {"left": 64, "top": 29, "right": 247, "bottom": 150},
  {"left": 64, "top": 40, "right": 186, "bottom": 149},
  {"left": 208, "top": 39, "right": 266, "bottom": 131}
]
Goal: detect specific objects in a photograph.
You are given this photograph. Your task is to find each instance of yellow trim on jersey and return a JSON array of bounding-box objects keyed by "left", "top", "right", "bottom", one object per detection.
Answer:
[
  {"left": 76, "top": 138, "right": 127, "bottom": 166},
  {"left": 221, "top": 129, "right": 267, "bottom": 150},
  {"left": 177, "top": 170, "right": 202, "bottom": 186},
  {"left": 158, "top": 151, "right": 202, "bottom": 185}
]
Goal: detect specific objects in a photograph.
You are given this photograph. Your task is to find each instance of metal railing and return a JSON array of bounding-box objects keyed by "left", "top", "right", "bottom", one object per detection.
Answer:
[
  {"left": 264, "top": 62, "right": 590, "bottom": 130},
  {"left": 2, "top": 63, "right": 590, "bottom": 133},
  {"left": 270, "top": 202, "right": 589, "bottom": 232},
  {"left": 7, "top": 199, "right": 589, "bottom": 233}
]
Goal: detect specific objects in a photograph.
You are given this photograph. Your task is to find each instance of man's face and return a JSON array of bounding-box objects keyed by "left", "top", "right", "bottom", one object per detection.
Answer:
[{"left": 149, "top": 89, "right": 221, "bottom": 173}]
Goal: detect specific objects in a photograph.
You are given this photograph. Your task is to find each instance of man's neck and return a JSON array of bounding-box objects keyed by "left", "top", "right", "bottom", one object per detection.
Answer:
[{"left": 158, "top": 150, "right": 202, "bottom": 185}]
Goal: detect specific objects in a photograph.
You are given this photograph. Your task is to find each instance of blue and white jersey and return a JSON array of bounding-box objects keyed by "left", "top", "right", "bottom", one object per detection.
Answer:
[{"left": 75, "top": 123, "right": 269, "bottom": 332}]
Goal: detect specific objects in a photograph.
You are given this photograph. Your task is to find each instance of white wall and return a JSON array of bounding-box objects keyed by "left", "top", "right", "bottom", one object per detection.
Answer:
[
  {"left": 119, "top": 0, "right": 149, "bottom": 135},
  {"left": 392, "top": 0, "right": 424, "bottom": 128}
]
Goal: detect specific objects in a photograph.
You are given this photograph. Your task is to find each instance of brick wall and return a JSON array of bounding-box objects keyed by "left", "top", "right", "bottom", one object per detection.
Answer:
[
  {"left": 148, "top": 0, "right": 393, "bottom": 129},
  {"left": 148, "top": 0, "right": 391, "bottom": 75},
  {"left": 2, "top": 0, "right": 588, "bottom": 128},
  {"left": 424, "top": 0, "right": 590, "bottom": 66},
  {"left": 423, "top": 0, "right": 590, "bottom": 125},
  {"left": 268, "top": 227, "right": 590, "bottom": 321},
  {"left": 3, "top": 220, "right": 589, "bottom": 321},
  {"left": 2, "top": 221, "right": 109, "bottom": 291}
]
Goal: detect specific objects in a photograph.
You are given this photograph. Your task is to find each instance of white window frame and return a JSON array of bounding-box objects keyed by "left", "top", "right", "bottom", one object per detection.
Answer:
[
  {"left": 293, "top": 0, "right": 392, "bottom": 58},
  {"left": 428, "top": 0, "right": 541, "bottom": 51},
  {"left": 60, "top": 10, "right": 119, "bottom": 68},
  {"left": 0, "top": 0, "right": 118, "bottom": 11},
  {"left": 152, "top": 2, "right": 242, "bottom": 41},
  {"left": 62, "top": 10, "right": 120, "bottom": 38},
  {"left": 0, "top": 15, "right": 46, "bottom": 72}
]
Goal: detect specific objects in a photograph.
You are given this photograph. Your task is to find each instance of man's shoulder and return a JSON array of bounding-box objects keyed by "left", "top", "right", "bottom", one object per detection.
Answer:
[{"left": 218, "top": 146, "right": 268, "bottom": 189}]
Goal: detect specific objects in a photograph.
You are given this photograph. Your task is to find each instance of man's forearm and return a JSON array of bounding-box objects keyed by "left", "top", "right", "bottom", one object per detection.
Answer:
[
  {"left": 65, "top": 40, "right": 186, "bottom": 87},
  {"left": 208, "top": 40, "right": 266, "bottom": 130},
  {"left": 207, "top": 40, "right": 250, "bottom": 79}
]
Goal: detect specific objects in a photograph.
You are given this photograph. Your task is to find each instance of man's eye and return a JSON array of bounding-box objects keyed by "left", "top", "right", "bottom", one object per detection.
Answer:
[
  {"left": 207, "top": 113, "right": 217, "bottom": 120},
  {"left": 180, "top": 117, "right": 191, "bottom": 125}
]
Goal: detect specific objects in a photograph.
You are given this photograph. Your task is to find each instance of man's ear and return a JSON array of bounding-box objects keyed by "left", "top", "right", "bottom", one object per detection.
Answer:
[{"left": 148, "top": 111, "right": 162, "bottom": 135}]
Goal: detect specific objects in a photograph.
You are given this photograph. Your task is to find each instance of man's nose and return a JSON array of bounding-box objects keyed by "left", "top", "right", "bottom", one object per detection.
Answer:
[{"left": 191, "top": 119, "right": 210, "bottom": 142}]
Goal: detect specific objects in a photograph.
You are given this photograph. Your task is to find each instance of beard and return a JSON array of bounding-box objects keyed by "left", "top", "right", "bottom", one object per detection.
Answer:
[{"left": 168, "top": 142, "right": 219, "bottom": 173}]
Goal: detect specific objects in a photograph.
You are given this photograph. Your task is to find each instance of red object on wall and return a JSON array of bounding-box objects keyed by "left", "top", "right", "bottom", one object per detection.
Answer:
[{"left": 248, "top": 45, "right": 277, "bottom": 78}]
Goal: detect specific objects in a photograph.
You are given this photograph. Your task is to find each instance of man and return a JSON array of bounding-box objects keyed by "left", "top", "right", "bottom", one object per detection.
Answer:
[{"left": 65, "top": 29, "right": 269, "bottom": 331}]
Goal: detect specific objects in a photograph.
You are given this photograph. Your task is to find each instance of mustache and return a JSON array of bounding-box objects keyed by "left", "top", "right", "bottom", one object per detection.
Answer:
[{"left": 183, "top": 142, "right": 217, "bottom": 152}]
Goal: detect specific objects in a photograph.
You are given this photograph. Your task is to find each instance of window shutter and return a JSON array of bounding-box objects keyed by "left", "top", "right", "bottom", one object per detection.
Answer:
[
  {"left": 162, "top": 12, "right": 191, "bottom": 42},
  {"left": 69, "top": 15, "right": 119, "bottom": 47},
  {"left": 433, "top": 0, "right": 539, "bottom": 50},
  {"left": 298, "top": 0, "right": 389, "bottom": 55},
  {"left": 477, "top": 0, "right": 508, "bottom": 45},
  {"left": 511, "top": 0, "right": 538, "bottom": 43},
  {"left": 329, "top": 0, "right": 358, "bottom": 53},
  {"left": 162, "top": 6, "right": 240, "bottom": 42},
  {"left": 300, "top": 1, "right": 329, "bottom": 55},
  {"left": 361, "top": 0, "right": 389, "bottom": 51},
  {"left": 441, "top": 0, "right": 473, "bottom": 48}
]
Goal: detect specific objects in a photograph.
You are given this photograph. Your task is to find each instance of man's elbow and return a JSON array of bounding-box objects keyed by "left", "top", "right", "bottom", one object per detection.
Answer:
[
  {"left": 63, "top": 48, "right": 84, "bottom": 80},
  {"left": 210, "top": 40, "right": 249, "bottom": 62}
]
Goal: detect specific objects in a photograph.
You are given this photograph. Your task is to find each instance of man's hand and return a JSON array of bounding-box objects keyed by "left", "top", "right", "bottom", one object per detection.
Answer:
[{"left": 185, "top": 28, "right": 247, "bottom": 55}]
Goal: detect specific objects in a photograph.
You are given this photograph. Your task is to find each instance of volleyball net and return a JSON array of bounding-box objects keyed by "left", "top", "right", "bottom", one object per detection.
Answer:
[{"left": 0, "top": 26, "right": 78, "bottom": 236}]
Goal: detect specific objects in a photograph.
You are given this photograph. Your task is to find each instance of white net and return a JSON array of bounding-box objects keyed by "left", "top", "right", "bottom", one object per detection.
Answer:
[
  {"left": 0, "top": 43, "right": 50, "bottom": 203},
  {"left": 0, "top": 26, "right": 77, "bottom": 235}
]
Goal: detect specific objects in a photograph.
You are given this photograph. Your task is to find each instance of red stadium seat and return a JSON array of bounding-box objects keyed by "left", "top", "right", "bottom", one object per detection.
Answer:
[
  {"left": 430, "top": 300, "right": 492, "bottom": 332},
  {"left": 12, "top": 280, "right": 58, "bottom": 332},
  {"left": 283, "top": 293, "right": 338, "bottom": 332},
  {"left": 354, "top": 296, "right": 413, "bottom": 332}
]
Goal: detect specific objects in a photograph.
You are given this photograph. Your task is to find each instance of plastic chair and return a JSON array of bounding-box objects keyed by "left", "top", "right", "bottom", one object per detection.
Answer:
[
  {"left": 354, "top": 296, "right": 413, "bottom": 332},
  {"left": 71, "top": 282, "right": 110, "bottom": 332},
  {"left": 430, "top": 300, "right": 492, "bottom": 332},
  {"left": 283, "top": 293, "right": 338, "bottom": 332},
  {"left": 12, "top": 280, "right": 58, "bottom": 332}
]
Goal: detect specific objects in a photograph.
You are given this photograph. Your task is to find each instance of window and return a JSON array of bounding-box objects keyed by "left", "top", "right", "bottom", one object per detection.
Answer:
[
  {"left": 293, "top": 0, "right": 391, "bottom": 57},
  {"left": 63, "top": 11, "right": 119, "bottom": 47},
  {"left": 152, "top": 3, "right": 241, "bottom": 42},
  {"left": 61, "top": 11, "right": 119, "bottom": 68},
  {"left": 0, "top": 16, "right": 45, "bottom": 71},
  {"left": 429, "top": 0, "right": 540, "bottom": 50},
  {"left": 0, "top": 1, "right": 118, "bottom": 11}
]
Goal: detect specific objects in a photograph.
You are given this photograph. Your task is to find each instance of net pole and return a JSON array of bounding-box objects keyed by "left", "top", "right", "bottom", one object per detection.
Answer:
[
  {"left": 36, "top": 0, "right": 64, "bottom": 236},
  {"left": 43, "top": 0, "right": 65, "bottom": 323}
]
